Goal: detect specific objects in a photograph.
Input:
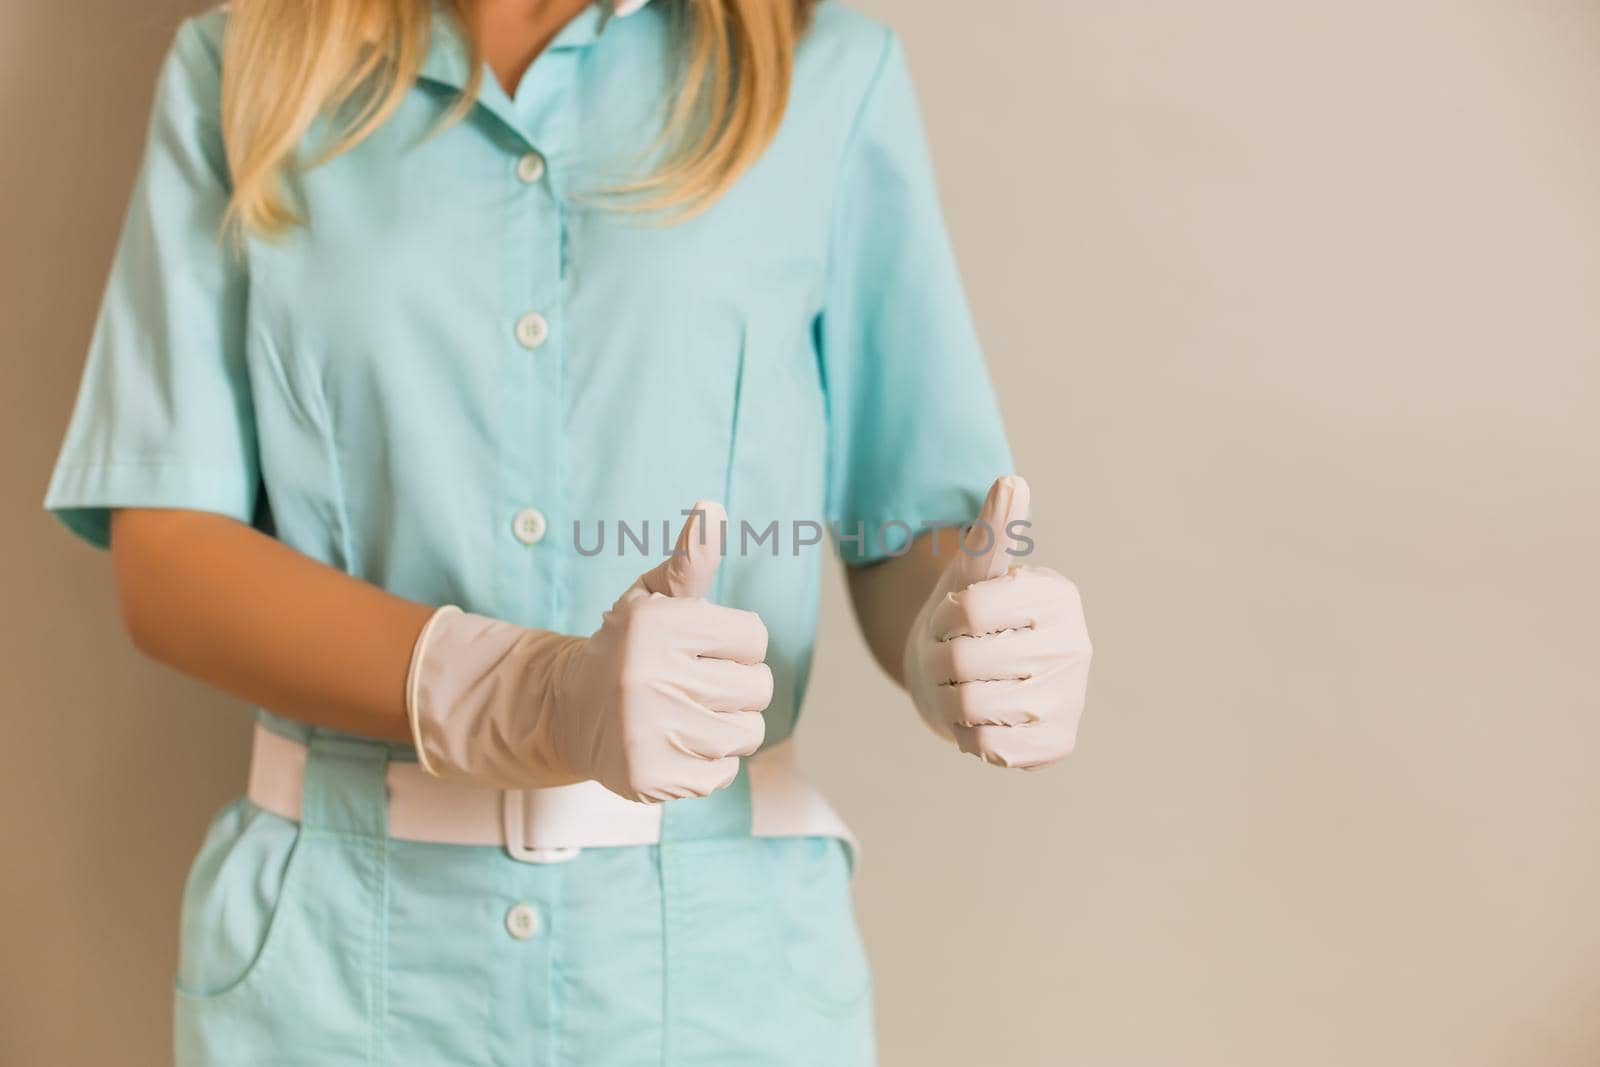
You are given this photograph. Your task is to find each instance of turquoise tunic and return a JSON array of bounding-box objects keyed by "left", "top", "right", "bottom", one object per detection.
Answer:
[{"left": 45, "top": 2, "right": 1011, "bottom": 1063}]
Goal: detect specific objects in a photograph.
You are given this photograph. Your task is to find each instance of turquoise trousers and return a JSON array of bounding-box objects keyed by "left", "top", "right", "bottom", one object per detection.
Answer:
[{"left": 173, "top": 734, "right": 875, "bottom": 1065}]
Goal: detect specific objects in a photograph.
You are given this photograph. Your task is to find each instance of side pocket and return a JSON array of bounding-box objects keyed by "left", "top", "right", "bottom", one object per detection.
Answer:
[{"left": 759, "top": 835, "right": 874, "bottom": 1014}]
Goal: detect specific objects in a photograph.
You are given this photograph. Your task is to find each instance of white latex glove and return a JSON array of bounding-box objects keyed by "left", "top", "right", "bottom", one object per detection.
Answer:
[
  {"left": 406, "top": 501, "right": 772, "bottom": 802},
  {"left": 903, "top": 476, "right": 1092, "bottom": 769}
]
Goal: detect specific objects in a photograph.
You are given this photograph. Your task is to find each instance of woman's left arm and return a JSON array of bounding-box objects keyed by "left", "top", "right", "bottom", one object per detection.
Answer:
[{"left": 846, "top": 476, "right": 1093, "bottom": 769}]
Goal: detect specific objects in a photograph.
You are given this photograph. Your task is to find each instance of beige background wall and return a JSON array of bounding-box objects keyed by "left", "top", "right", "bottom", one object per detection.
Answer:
[{"left": 4, "top": 1, "right": 1598, "bottom": 1064}]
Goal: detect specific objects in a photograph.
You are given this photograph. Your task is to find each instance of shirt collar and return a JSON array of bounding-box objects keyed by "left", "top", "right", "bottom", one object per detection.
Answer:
[{"left": 418, "top": 0, "right": 652, "bottom": 91}]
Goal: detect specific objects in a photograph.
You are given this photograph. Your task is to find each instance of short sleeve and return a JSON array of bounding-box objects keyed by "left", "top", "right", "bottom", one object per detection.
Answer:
[
  {"left": 43, "top": 16, "right": 259, "bottom": 550},
  {"left": 817, "top": 30, "right": 1013, "bottom": 566}
]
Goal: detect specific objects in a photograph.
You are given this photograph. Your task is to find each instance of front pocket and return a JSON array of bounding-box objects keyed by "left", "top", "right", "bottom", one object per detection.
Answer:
[
  {"left": 759, "top": 835, "right": 873, "bottom": 1014},
  {"left": 173, "top": 802, "right": 388, "bottom": 1066},
  {"left": 174, "top": 799, "right": 301, "bottom": 1000}
]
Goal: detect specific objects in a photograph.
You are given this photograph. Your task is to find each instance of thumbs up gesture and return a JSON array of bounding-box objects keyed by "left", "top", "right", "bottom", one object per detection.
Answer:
[
  {"left": 903, "top": 476, "right": 1092, "bottom": 769},
  {"left": 548, "top": 500, "right": 772, "bottom": 802},
  {"left": 406, "top": 501, "right": 772, "bottom": 802}
]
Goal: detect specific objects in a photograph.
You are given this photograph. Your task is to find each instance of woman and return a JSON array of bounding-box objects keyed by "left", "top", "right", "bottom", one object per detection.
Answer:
[{"left": 45, "top": 0, "right": 1092, "bottom": 1063}]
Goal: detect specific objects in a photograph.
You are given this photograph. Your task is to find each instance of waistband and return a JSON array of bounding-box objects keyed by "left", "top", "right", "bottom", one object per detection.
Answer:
[{"left": 246, "top": 724, "right": 856, "bottom": 864}]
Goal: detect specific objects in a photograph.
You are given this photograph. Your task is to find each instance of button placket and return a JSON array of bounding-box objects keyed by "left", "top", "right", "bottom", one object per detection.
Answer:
[{"left": 498, "top": 49, "right": 579, "bottom": 636}]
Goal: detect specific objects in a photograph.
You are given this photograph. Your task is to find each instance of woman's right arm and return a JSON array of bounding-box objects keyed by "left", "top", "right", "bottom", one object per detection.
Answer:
[
  {"left": 109, "top": 503, "right": 776, "bottom": 802},
  {"left": 110, "top": 507, "right": 434, "bottom": 743}
]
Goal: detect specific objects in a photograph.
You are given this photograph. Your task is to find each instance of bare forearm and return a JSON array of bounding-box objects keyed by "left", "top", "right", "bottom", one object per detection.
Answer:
[
  {"left": 845, "top": 528, "right": 964, "bottom": 686},
  {"left": 109, "top": 508, "right": 435, "bottom": 742}
]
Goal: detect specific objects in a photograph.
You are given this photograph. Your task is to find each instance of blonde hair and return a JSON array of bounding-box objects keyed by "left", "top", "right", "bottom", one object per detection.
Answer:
[{"left": 220, "top": 0, "right": 818, "bottom": 237}]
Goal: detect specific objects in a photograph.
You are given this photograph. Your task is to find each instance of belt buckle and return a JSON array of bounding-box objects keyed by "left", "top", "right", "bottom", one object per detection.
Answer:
[{"left": 501, "top": 789, "right": 581, "bottom": 864}]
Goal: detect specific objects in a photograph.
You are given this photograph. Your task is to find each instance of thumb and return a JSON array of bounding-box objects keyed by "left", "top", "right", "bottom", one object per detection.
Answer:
[
  {"left": 947, "top": 475, "right": 1031, "bottom": 592},
  {"left": 636, "top": 500, "right": 727, "bottom": 598}
]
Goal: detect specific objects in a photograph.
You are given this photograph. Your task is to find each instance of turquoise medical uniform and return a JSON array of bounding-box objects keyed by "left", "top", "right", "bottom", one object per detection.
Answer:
[{"left": 45, "top": 1, "right": 1012, "bottom": 1063}]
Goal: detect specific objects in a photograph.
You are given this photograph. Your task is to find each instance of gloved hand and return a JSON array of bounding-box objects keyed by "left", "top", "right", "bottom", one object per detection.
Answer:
[
  {"left": 406, "top": 501, "right": 772, "bottom": 802},
  {"left": 903, "top": 476, "right": 1092, "bottom": 769}
]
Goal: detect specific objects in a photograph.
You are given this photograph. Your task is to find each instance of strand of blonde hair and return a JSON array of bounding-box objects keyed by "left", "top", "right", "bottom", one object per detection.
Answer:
[{"left": 220, "top": 0, "right": 816, "bottom": 238}]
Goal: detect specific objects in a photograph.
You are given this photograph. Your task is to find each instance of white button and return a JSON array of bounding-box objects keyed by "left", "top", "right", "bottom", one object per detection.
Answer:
[
  {"left": 512, "top": 507, "right": 547, "bottom": 546},
  {"left": 516, "top": 151, "right": 546, "bottom": 184},
  {"left": 515, "top": 312, "right": 550, "bottom": 350},
  {"left": 505, "top": 903, "right": 541, "bottom": 941}
]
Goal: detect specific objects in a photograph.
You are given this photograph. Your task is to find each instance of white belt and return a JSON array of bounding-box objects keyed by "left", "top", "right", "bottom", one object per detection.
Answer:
[{"left": 246, "top": 724, "right": 856, "bottom": 863}]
